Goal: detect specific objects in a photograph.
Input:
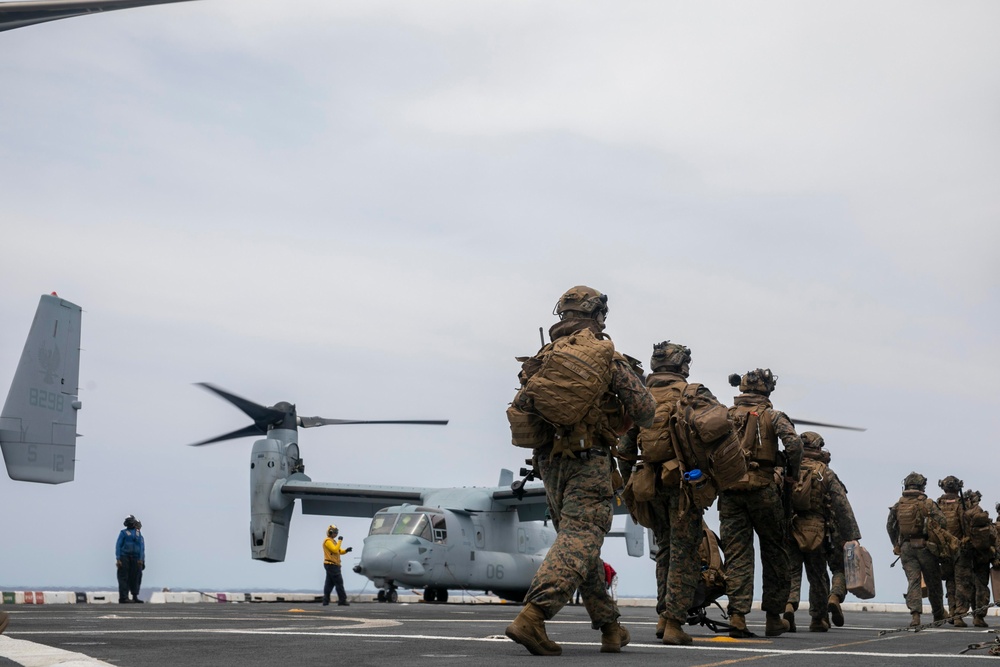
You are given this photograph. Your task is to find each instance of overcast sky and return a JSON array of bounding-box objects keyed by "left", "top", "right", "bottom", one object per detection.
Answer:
[{"left": 1, "top": 0, "right": 998, "bottom": 610}]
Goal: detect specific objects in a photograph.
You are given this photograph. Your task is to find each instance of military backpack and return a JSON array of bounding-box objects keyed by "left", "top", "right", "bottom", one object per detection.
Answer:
[
  {"left": 895, "top": 494, "right": 927, "bottom": 540},
  {"left": 965, "top": 507, "right": 995, "bottom": 552},
  {"left": 939, "top": 496, "right": 965, "bottom": 538},
  {"left": 791, "top": 459, "right": 829, "bottom": 515}
]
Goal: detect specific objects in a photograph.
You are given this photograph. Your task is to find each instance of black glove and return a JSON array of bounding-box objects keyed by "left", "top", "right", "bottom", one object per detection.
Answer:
[{"left": 345, "top": 547, "right": 353, "bottom": 553}]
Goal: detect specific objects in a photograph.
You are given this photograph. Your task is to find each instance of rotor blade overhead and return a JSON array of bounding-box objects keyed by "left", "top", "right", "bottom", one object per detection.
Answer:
[
  {"left": 298, "top": 417, "right": 449, "bottom": 428},
  {"left": 188, "top": 424, "right": 266, "bottom": 447},
  {"left": 789, "top": 417, "right": 866, "bottom": 432}
]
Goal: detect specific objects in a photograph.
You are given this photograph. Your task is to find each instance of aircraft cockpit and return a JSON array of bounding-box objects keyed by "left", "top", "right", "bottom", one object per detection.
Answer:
[{"left": 369, "top": 507, "right": 447, "bottom": 544}]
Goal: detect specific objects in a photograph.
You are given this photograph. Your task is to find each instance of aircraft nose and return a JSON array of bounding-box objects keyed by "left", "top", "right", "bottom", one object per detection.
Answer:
[{"left": 362, "top": 548, "right": 396, "bottom": 577}]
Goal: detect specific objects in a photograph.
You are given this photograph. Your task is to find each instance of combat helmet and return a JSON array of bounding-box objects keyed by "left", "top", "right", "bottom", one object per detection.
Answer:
[
  {"left": 123, "top": 514, "right": 137, "bottom": 528},
  {"left": 964, "top": 489, "right": 982, "bottom": 506},
  {"left": 554, "top": 286, "right": 609, "bottom": 323},
  {"left": 800, "top": 431, "right": 825, "bottom": 450},
  {"left": 938, "top": 475, "right": 964, "bottom": 494},
  {"left": 902, "top": 472, "right": 927, "bottom": 490},
  {"left": 650, "top": 341, "right": 691, "bottom": 376},
  {"left": 728, "top": 368, "right": 777, "bottom": 396}
]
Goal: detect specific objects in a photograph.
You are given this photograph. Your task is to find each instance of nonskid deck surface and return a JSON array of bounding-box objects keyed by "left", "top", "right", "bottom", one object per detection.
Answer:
[{"left": 1, "top": 602, "right": 997, "bottom": 667}]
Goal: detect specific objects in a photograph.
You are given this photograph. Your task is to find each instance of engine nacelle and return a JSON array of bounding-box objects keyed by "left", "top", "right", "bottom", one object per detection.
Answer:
[{"left": 249, "top": 431, "right": 301, "bottom": 562}]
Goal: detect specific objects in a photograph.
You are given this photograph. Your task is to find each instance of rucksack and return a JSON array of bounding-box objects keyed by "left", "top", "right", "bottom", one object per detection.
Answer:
[
  {"left": 519, "top": 328, "right": 615, "bottom": 427},
  {"left": 791, "top": 459, "right": 828, "bottom": 514},
  {"left": 690, "top": 523, "right": 726, "bottom": 612},
  {"left": 896, "top": 495, "right": 926, "bottom": 539},
  {"left": 637, "top": 380, "right": 685, "bottom": 463},
  {"left": 966, "top": 507, "right": 994, "bottom": 551}
]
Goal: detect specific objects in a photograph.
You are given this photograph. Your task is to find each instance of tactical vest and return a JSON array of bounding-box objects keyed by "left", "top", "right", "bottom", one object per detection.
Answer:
[
  {"left": 938, "top": 495, "right": 964, "bottom": 538},
  {"left": 896, "top": 492, "right": 928, "bottom": 540},
  {"left": 636, "top": 375, "right": 685, "bottom": 463},
  {"left": 791, "top": 458, "right": 828, "bottom": 515}
]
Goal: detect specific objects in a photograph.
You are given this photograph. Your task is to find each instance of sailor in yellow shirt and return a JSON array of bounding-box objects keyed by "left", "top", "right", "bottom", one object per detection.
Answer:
[{"left": 323, "top": 524, "right": 353, "bottom": 606}]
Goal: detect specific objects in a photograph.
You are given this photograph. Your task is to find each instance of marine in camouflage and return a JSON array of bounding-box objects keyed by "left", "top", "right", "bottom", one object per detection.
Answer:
[
  {"left": 720, "top": 380, "right": 802, "bottom": 619},
  {"left": 955, "top": 492, "right": 994, "bottom": 621},
  {"left": 886, "top": 476, "right": 947, "bottom": 617},
  {"left": 518, "top": 295, "right": 655, "bottom": 633}
]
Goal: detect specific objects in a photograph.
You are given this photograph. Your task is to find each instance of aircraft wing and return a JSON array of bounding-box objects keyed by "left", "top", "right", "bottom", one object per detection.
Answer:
[
  {"left": 280, "top": 480, "right": 427, "bottom": 518},
  {"left": 0, "top": 0, "right": 197, "bottom": 32}
]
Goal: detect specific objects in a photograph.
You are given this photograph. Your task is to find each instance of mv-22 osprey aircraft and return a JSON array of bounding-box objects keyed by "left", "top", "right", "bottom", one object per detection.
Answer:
[
  {"left": 192, "top": 384, "right": 644, "bottom": 602},
  {"left": 1, "top": 293, "right": 83, "bottom": 484}
]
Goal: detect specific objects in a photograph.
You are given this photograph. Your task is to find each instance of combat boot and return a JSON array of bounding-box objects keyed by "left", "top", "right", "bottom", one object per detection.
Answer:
[
  {"left": 909, "top": 612, "right": 921, "bottom": 628},
  {"left": 953, "top": 615, "right": 967, "bottom": 627},
  {"left": 828, "top": 595, "right": 844, "bottom": 627},
  {"left": 655, "top": 616, "right": 666, "bottom": 639},
  {"left": 974, "top": 615, "right": 989, "bottom": 628},
  {"left": 600, "top": 621, "right": 630, "bottom": 653},
  {"left": 765, "top": 612, "right": 790, "bottom": 637},
  {"left": 728, "top": 613, "right": 752, "bottom": 638},
  {"left": 809, "top": 615, "right": 830, "bottom": 632},
  {"left": 661, "top": 618, "right": 693, "bottom": 646},
  {"left": 505, "top": 603, "right": 562, "bottom": 656},
  {"left": 783, "top": 603, "right": 796, "bottom": 633},
  {"left": 0, "top": 611, "right": 8, "bottom": 635}
]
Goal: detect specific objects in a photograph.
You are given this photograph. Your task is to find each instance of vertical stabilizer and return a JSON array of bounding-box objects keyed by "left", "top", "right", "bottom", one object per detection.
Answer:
[{"left": 0, "top": 294, "right": 82, "bottom": 483}]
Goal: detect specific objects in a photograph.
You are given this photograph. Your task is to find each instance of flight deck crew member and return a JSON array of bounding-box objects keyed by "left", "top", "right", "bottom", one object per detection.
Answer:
[
  {"left": 505, "top": 285, "right": 655, "bottom": 656},
  {"left": 116, "top": 515, "right": 145, "bottom": 603},
  {"left": 323, "top": 524, "right": 353, "bottom": 606},
  {"left": 719, "top": 368, "right": 802, "bottom": 638}
]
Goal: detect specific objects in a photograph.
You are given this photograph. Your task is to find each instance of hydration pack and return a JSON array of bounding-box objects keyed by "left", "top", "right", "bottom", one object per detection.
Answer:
[
  {"left": 637, "top": 380, "right": 685, "bottom": 463},
  {"left": 938, "top": 496, "right": 965, "bottom": 538},
  {"left": 966, "top": 507, "right": 994, "bottom": 552}
]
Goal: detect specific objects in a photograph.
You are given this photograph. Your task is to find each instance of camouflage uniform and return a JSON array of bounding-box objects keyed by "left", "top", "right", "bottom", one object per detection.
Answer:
[
  {"left": 719, "top": 383, "right": 802, "bottom": 625},
  {"left": 787, "top": 443, "right": 860, "bottom": 628},
  {"left": 955, "top": 492, "right": 994, "bottom": 624},
  {"left": 936, "top": 478, "right": 965, "bottom": 617},
  {"left": 629, "top": 364, "right": 721, "bottom": 627},
  {"left": 517, "top": 313, "right": 655, "bottom": 634},
  {"left": 886, "top": 477, "right": 947, "bottom": 620}
]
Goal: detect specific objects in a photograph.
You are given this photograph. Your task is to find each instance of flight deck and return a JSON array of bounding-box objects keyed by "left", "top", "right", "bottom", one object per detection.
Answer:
[{"left": 1, "top": 600, "right": 998, "bottom": 667}]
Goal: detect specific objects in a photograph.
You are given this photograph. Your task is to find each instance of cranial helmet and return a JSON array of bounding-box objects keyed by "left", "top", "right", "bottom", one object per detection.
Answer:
[
  {"left": 729, "top": 368, "right": 777, "bottom": 395},
  {"left": 327, "top": 524, "right": 339, "bottom": 537},
  {"left": 903, "top": 472, "right": 927, "bottom": 490},
  {"left": 938, "top": 475, "right": 964, "bottom": 493},
  {"left": 800, "top": 431, "right": 825, "bottom": 450},
  {"left": 965, "top": 489, "right": 982, "bottom": 505},
  {"left": 553, "top": 286, "right": 608, "bottom": 322},
  {"left": 650, "top": 341, "right": 691, "bottom": 375},
  {"left": 124, "top": 514, "right": 137, "bottom": 528}
]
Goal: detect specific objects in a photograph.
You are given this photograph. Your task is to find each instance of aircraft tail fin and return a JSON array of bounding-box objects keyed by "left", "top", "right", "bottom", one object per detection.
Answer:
[
  {"left": 606, "top": 514, "right": 645, "bottom": 558},
  {"left": 0, "top": 293, "right": 82, "bottom": 483}
]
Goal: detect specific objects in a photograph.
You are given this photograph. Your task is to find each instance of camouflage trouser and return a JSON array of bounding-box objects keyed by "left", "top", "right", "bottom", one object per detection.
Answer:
[
  {"left": 787, "top": 543, "right": 830, "bottom": 619},
  {"left": 956, "top": 549, "right": 991, "bottom": 616},
  {"left": 719, "top": 484, "right": 790, "bottom": 616},
  {"left": 941, "top": 558, "right": 958, "bottom": 612},
  {"left": 648, "top": 485, "right": 703, "bottom": 623},
  {"left": 900, "top": 541, "right": 943, "bottom": 615},
  {"left": 525, "top": 451, "right": 617, "bottom": 629},
  {"left": 828, "top": 542, "right": 847, "bottom": 603}
]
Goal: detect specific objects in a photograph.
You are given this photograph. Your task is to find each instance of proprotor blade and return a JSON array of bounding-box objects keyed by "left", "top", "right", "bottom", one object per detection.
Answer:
[
  {"left": 298, "top": 417, "right": 449, "bottom": 428},
  {"left": 196, "top": 383, "right": 287, "bottom": 424},
  {"left": 789, "top": 417, "right": 866, "bottom": 432},
  {"left": 188, "top": 425, "right": 265, "bottom": 447}
]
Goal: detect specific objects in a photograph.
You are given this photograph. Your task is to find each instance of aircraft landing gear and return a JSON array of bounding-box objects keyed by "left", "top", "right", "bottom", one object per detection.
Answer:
[{"left": 378, "top": 582, "right": 399, "bottom": 603}]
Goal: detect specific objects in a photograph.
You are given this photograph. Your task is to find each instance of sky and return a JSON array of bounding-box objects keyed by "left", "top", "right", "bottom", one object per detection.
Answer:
[{"left": 1, "top": 0, "right": 998, "bottom": 610}]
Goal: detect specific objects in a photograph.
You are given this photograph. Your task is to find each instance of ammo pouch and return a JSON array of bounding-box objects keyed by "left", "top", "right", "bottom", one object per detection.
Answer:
[
  {"left": 506, "top": 404, "right": 553, "bottom": 449},
  {"left": 791, "top": 514, "right": 826, "bottom": 553},
  {"left": 685, "top": 476, "right": 718, "bottom": 511},
  {"left": 660, "top": 458, "right": 681, "bottom": 488},
  {"left": 622, "top": 464, "right": 657, "bottom": 528}
]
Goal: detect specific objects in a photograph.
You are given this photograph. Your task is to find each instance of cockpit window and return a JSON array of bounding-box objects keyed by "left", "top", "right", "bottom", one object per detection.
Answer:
[
  {"left": 432, "top": 514, "right": 447, "bottom": 544},
  {"left": 369, "top": 512, "right": 398, "bottom": 536},
  {"left": 391, "top": 513, "right": 433, "bottom": 542}
]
